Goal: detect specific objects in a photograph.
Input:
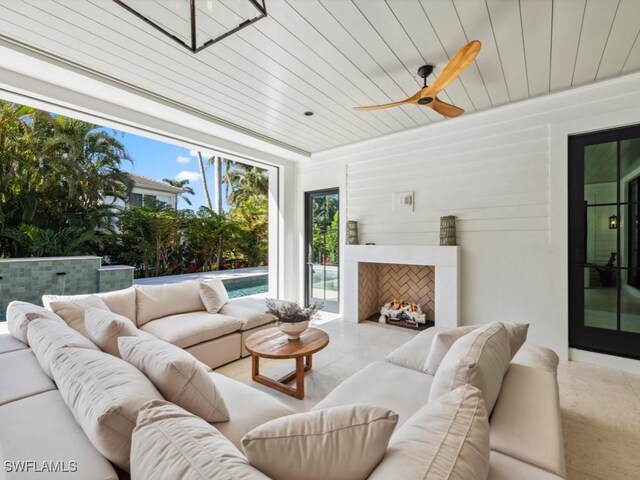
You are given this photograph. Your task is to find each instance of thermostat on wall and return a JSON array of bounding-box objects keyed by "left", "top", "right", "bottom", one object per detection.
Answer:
[{"left": 394, "top": 191, "right": 414, "bottom": 212}]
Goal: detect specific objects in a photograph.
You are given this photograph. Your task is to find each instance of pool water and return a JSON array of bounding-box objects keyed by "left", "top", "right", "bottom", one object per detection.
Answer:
[{"left": 222, "top": 274, "right": 268, "bottom": 299}]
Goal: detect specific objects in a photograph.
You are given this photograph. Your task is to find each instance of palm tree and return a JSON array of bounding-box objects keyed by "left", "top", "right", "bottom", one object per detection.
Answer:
[
  {"left": 224, "top": 162, "right": 268, "bottom": 207},
  {"left": 197, "top": 151, "right": 212, "bottom": 210},
  {"left": 162, "top": 178, "right": 195, "bottom": 206},
  {"left": 46, "top": 116, "right": 134, "bottom": 230},
  {"left": 212, "top": 155, "right": 223, "bottom": 214}
]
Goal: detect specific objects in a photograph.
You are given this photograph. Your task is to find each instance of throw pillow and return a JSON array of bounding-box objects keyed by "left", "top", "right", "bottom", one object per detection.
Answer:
[
  {"left": 199, "top": 279, "right": 229, "bottom": 314},
  {"left": 84, "top": 307, "right": 138, "bottom": 357},
  {"left": 424, "top": 325, "right": 476, "bottom": 375},
  {"left": 5, "top": 300, "right": 65, "bottom": 345},
  {"left": 118, "top": 336, "right": 229, "bottom": 422},
  {"left": 43, "top": 287, "right": 136, "bottom": 324},
  {"left": 424, "top": 323, "right": 529, "bottom": 375},
  {"left": 27, "top": 318, "right": 99, "bottom": 379},
  {"left": 428, "top": 322, "right": 511, "bottom": 415},
  {"left": 241, "top": 404, "right": 398, "bottom": 480},
  {"left": 131, "top": 400, "right": 269, "bottom": 480},
  {"left": 50, "top": 346, "right": 162, "bottom": 472},
  {"left": 368, "top": 384, "right": 490, "bottom": 480},
  {"left": 48, "top": 295, "right": 110, "bottom": 337}
]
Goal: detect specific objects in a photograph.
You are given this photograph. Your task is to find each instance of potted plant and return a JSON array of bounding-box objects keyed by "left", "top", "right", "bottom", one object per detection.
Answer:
[{"left": 265, "top": 299, "right": 324, "bottom": 340}]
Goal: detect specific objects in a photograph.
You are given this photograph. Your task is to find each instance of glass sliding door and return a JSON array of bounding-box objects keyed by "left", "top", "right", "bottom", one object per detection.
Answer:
[
  {"left": 305, "top": 189, "right": 339, "bottom": 313},
  {"left": 569, "top": 125, "right": 640, "bottom": 359}
]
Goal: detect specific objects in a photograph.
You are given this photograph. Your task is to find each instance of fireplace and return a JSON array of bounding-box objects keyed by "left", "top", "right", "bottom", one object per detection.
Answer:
[
  {"left": 358, "top": 262, "right": 435, "bottom": 329},
  {"left": 344, "top": 245, "right": 460, "bottom": 328}
]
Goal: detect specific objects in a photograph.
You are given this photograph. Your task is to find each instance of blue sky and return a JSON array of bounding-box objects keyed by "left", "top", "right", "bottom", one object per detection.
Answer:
[{"left": 105, "top": 128, "right": 228, "bottom": 210}]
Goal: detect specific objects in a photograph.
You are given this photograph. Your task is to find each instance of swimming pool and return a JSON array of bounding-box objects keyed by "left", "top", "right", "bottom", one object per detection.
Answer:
[{"left": 222, "top": 274, "right": 268, "bottom": 299}]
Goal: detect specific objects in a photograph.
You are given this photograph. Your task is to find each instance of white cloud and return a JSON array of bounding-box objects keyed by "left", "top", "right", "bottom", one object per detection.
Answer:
[
  {"left": 189, "top": 148, "right": 217, "bottom": 159},
  {"left": 176, "top": 155, "right": 191, "bottom": 164},
  {"left": 175, "top": 170, "right": 200, "bottom": 182}
]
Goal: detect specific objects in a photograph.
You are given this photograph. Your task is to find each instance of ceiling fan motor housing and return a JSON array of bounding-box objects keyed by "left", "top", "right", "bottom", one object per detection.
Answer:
[{"left": 417, "top": 64, "right": 434, "bottom": 79}]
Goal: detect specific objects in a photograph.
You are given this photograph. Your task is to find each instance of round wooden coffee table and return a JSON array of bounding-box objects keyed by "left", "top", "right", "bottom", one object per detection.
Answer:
[{"left": 244, "top": 327, "right": 329, "bottom": 400}]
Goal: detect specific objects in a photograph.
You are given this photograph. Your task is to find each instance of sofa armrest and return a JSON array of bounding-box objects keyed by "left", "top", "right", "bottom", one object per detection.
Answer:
[
  {"left": 490, "top": 363, "right": 566, "bottom": 478},
  {"left": 384, "top": 326, "right": 445, "bottom": 372},
  {"left": 511, "top": 343, "right": 559, "bottom": 373}
]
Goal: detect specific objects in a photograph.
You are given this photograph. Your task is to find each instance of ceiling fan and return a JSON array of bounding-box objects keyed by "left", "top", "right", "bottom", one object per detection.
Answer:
[{"left": 353, "top": 40, "right": 481, "bottom": 118}]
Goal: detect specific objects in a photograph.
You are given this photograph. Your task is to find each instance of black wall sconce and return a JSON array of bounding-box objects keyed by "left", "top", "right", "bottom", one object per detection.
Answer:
[{"left": 609, "top": 214, "right": 618, "bottom": 229}]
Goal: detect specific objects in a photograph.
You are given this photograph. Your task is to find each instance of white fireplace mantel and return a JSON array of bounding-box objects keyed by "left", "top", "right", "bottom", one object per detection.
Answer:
[{"left": 344, "top": 245, "right": 461, "bottom": 327}]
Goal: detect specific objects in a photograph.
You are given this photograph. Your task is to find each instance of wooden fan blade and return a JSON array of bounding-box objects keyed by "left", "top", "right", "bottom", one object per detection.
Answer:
[
  {"left": 353, "top": 90, "right": 421, "bottom": 110},
  {"left": 430, "top": 40, "right": 481, "bottom": 94},
  {"left": 430, "top": 97, "right": 464, "bottom": 118}
]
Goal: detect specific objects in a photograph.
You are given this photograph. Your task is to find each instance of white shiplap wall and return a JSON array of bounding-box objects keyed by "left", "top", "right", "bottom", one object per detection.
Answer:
[
  {"left": 301, "top": 71, "right": 640, "bottom": 358},
  {"left": 347, "top": 125, "right": 549, "bottom": 244}
]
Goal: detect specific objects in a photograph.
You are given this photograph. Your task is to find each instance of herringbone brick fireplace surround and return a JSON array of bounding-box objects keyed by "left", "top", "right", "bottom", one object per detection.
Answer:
[
  {"left": 358, "top": 263, "right": 435, "bottom": 322},
  {"left": 344, "top": 245, "right": 460, "bottom": 328}
]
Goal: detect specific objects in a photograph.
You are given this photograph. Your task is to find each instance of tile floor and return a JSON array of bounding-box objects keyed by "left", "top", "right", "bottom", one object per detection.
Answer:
[{"left": 216, "top": 318, "right": 640, "bottom": 480}]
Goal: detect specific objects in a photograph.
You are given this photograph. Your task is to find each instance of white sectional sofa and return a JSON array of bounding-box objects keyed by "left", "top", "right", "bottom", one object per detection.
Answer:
[
  {"left": 0, "top": 294, "right": 566, "bottom": 479},
  {"left": 317, "top": 327, "right": 566, "bottom": 480},
  {"left": 41, "top": 280, "right": 277, "bottom": 368},
  {"left": 0, "top": 335, "right": 293, "bottom": 479}
]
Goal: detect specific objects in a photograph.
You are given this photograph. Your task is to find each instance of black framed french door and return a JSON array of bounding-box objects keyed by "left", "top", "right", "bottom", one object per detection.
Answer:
[
  {"left": 568, "top": 124, "right": 640, "bottom": 359},
  {"left": 305, "top": 188, "right": 339, "bottom": 313}
]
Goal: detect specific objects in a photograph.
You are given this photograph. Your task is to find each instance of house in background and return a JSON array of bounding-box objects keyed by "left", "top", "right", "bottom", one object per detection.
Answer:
[
  {"left": 104, "top": 173, "right": 182, "bottom": 211},
  {"left": 101, "top": 174, "right": 183, "bottom": 232},
  {"left": 125, "top": 173, "right": 182, "bottom": 209}
]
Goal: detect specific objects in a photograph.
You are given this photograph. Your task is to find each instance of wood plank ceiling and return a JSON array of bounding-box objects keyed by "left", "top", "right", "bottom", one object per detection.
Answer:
[{"left": 0, "top": 0, "right": 639, "bottom": 155}]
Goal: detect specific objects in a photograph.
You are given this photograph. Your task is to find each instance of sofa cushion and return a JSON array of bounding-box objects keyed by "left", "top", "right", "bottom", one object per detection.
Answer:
[
  {"left": 84, "top": 307, "right": 138, "bottom": 357},
  {"left": 131, "top": 400, "right": 269, "bottom": 480},
  {"left": 490, "top": 362, "right": 566, "bottom": 477},
  {"left": 135, "top": 281, "right": 205, "bottom": 326},
  {"left": 0, "top": 390, "right": 119, "bottom": 480},
  {"left": 6, "top": 300, "right": 65, "bottom": 345},
  {"left": 369, "top": 384, "right": 490, "bottom": 480},
  {"left": 199, "top": 278, "right": 229, "bottom": 314},
  {"left": 425, "top": 323, "right": 529, "bottom": 375},
  {"left": 384, "top": 326, "right": 445, "bottom": 372},
  {"left": 28, "top": 318, "right": 99, "bottom": 379},
  {"left": 429, "top": 323, "right": 511, "bottom": 415},
  {"left": 48, "top": 296, "right": 110, "bottom": 337},
  {"left": 219, "top": 297, "right": 277, "bottom": 330},
  {"left": 186, "top": 333, "right": 242, "bottom": 369},
  {"left": 312, "top": 361, "right": 432, "bottom": 428},
  {"left": 50, "top": 347, "right": 162, "bottom": 472},
  {"left": 210, "top": 372, "right": 294, "bottom": 449},
  {"left": 0, "top": 349, "right": 56, "bottom": 406},
  {"left": 43, "top": 287, "right": 137, "bottom": 324},
  {"left": 0, "top": 333, "right": 28, "bottom": 354},
  {"left": 140, "top": 311, "right": 241, "bottom": 349},
  {"left": 242, "top": 404, "right": 398, "bottom": 480},
  {"left": 488, "top": 451, "right": 565, "bottom": 480},
  {"left": 119, "top": 336, "right": 229, "bottom": 422}
]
